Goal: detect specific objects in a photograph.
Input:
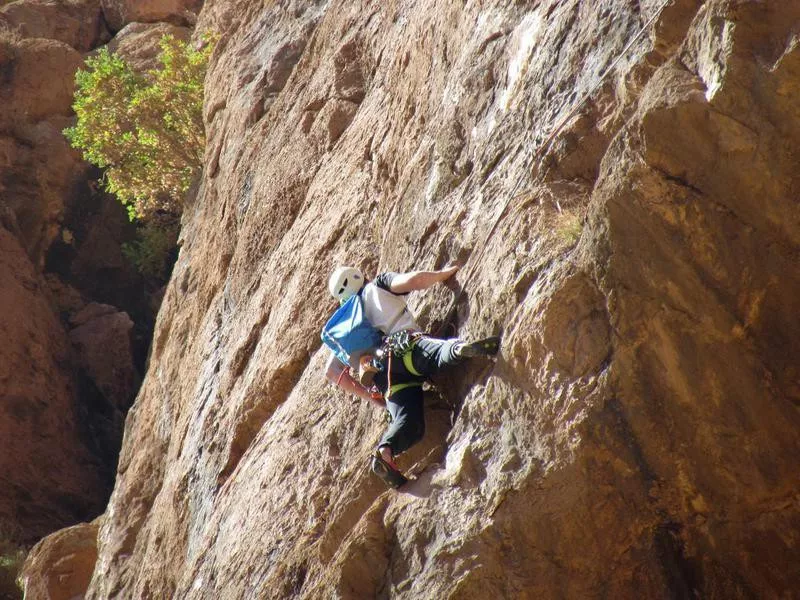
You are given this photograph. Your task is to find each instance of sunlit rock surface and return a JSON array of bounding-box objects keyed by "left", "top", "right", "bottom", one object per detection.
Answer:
[
  {"left": 21, "top": 520, "right": 100, "bottom": 600},
  {"left": 107, "top": 21, "right": 191, "bottom": 71},
  {"left": 0, "top": 0, "right": 108, "bottom": 51},
  {"left": 28, "top": 0, "right": 798, "bottom": 597},
  {"left": 101, "top": 0, "right": 202, "bottom": 33}
]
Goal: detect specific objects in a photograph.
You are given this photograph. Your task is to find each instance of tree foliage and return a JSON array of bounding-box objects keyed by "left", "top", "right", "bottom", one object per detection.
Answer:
[
  {"left": 122, "top": 219, "right": 179, "bottom": 281},
  {"left": 64, "top": 35, "right": 213, "bottom": 220}
]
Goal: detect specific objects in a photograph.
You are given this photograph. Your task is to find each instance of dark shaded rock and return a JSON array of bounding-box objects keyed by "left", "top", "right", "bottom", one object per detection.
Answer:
[
  {"left": 0, "top": 228, "right": 107, "bottom": 544},
  {"left": 69, "top": 303, "right": 138, "bottom": 410}
]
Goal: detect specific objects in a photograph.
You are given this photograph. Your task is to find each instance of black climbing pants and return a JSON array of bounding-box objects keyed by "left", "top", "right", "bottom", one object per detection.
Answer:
[
  {"left": 378, "top": 384, "right": 425, "bottom": 455},
  {"left": 374, "top": 335, "right": 464, "bottom": 456},
  {"left": 409, "top": 336, "right": 461, "bottom": 375}
]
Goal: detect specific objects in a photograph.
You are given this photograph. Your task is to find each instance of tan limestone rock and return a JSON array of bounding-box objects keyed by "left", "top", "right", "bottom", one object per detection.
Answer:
[
  {"left": 86, "top": 0, "right": 800, "bottom": 598},
  {"left": 0, "top": 121, "right": 89, "bottom": 268},
  {"left": 0, "top": 0, "right": 108, "bottom": 51},
  {"left": 0, "top": 32, "right": 90, "bottom": 267},
  {"left": 0, "top": 35, "right": 87, "bottom": 265},
  {"left": 106, "top": 21, "right": 191, "bottom": 71},
  {"left": 0, "top": 38, "right": 83, "bottom": 124},
  {"left": 21, "top": 520, "right": 99, "bottom": 600},
  {"left": 0, "top": 0, "right": 167, "bottom": 580},
  {"left": 101, "top": 0, "right": 202, "bottom": 33}
]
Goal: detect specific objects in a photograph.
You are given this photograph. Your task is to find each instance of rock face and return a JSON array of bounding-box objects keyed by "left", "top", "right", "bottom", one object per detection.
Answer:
[
  {"left": 80, "top": 0, "right": 799, "bottom": 598},
  {"left": 69, "top": 303, "right": 138, "bottom": 410},
  {"left": 0, "top": 34, "right": 87, "bottom": 268},
  {"left": 20, "top": 520, "right": 100, "bottom": 600},
  {"left": 101, "top": 0, "right": 202, "bottom": 33},
  {"left": 0, "top": 25, "right": 141, "bottom": 544},
  {"left": 0, "top": 0, "right": 108, "bottom": 51},
  {"left": 0, "top": 0, "right": 152, "bottom": 559},
  {"left": 106, "top": 21, "right": 191, "bottom": 71},
  {"left": 66, "top": 302, "right": 139, "bottom": 466},
  {"left": 1, "top": 37, "right": 82, "bottom": 124},
  {"left": 0, "top": 228, "right": 107, "bottom": 542}
]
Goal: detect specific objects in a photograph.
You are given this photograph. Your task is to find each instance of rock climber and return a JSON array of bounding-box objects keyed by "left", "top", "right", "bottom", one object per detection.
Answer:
[
  {"left": 324, "top": 265, "right": 500, "bottom": 488},
  {"left": 324, "top": 265, "right": 458, "bottom": 399}
]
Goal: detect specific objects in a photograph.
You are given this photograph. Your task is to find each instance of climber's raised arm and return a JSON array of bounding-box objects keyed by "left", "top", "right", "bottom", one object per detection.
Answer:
[{"left": 386, "top": 265, "right": 459, "bottom": 294}]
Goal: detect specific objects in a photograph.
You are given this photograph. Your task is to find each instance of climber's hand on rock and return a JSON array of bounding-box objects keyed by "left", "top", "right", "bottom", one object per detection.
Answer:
[{"left": 439, "top": 264, "right": 460, "bottom": 280}]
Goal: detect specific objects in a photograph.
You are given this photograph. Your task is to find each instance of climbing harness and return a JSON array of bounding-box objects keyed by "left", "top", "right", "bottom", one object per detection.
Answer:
[
  {"left": 381, "top": 330, "right": 422, "bottom": 357},
  {"left": 379, "top": 330, "right": 425, "bottom": 399},
  {"left": 435, "top": 0, "right": 674, "bottom": 336},
  {"left": 387, "top": 347, "right": 392, "bottom": 399},
  {"left": 354, "top": 329, "right": 423, "bottom": 397}
]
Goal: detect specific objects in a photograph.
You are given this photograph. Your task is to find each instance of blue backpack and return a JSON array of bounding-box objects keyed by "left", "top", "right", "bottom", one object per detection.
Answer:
[{"left": 321, "top": 294, "right": 383, "bottom": 366}]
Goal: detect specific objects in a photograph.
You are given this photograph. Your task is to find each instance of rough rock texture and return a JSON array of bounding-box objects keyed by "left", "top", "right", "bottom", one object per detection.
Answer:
[
  {"left": 42, "top": 180, "right": 159, "bottom": 370},
  {"left": 0, "top": 120, "right": 88, "bottom": 269},
  {"left": 0, "top": 35, "right": 88, "bottom": 268},
  {"left": 69, "top": 303, "right": 138, "bottom": 411},
  {"left": 107, "top": 21, "right": 191, "bottom": 71},
  {"left": 101, "top": 0, "right": 202, "bottom": 33},
  {"left": 38, "top": 186, "right": 154, "bottom": 480},
  {"left": 0, "top": 38, "right": 82, "bottom": 124},
  {"left": 20, "top": 520, "right": 100, "bottom": 600},
  {"left": 0, "top": 227, "right": 107, "bottom": 542},
  {"left": 85, "top": 0, "right": 800, "bottom": 598},
  {"left": 0, "top": 0, "right": 109, "bottom": 51}
]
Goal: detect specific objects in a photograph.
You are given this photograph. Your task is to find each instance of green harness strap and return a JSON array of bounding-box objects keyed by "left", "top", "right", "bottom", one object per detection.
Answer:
[
  {"left": 402, "top": 348, "right": 422, "bottom": 376},
  {"left": 385, "top": 339, "right": 423, "bottom": 398},
  {"left": 388, "top": 381, "right": 423, "bottom": 397}
]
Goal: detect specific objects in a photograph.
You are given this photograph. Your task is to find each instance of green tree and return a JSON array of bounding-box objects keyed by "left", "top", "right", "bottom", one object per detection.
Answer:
[
  {"left": 64, "top": 34, "right": 213, "bottom": 220},
  {"left": 121, "top": 218, "right": 179, "bottom": 281}
]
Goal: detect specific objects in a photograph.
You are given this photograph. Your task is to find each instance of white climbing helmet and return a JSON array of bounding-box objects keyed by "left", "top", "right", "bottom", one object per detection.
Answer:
[{"left": 328, "top": 266, "right": 364, "bottom": 302}]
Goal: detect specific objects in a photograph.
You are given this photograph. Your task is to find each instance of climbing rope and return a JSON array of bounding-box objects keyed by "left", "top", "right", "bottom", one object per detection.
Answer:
[{"left": 435, "top": 0, "right": 674, "bottom": 337}]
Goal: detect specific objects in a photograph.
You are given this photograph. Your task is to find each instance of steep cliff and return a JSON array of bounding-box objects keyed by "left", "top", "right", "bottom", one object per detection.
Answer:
[{"left": 79, "top": 0, "right": 798, "bottom": 598}]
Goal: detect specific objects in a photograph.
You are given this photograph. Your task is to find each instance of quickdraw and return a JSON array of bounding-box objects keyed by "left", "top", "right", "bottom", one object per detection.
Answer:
[{"left": 381, "top": 329, "right": 422, "bottom": 356}]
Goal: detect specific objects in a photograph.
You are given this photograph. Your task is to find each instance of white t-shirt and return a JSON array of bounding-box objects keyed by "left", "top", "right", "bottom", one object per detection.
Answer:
[
  {"left": 361, "top": 277, "right": 419, "bottom": 335},
  {"left": 330, "top": 272, "right": 419, "bottom": 369}
]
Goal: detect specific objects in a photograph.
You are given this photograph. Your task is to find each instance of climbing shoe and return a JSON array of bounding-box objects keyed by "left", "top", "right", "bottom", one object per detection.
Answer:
[
  {"left": 371, "top": 453, "right": 408, "bottom": 489},
  {"left": 456, "top": 335, "right": 501, "bottom": 358}
]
